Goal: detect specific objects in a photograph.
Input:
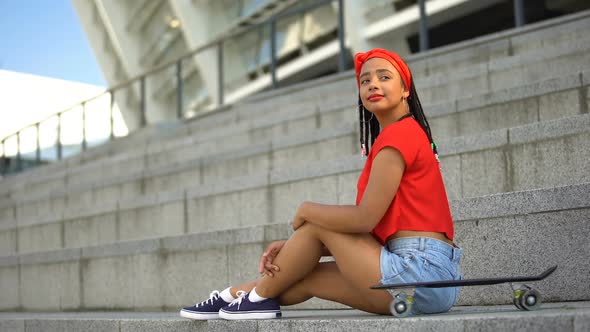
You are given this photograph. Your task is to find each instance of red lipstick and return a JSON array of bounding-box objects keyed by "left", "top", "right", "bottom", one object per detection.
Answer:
[{"left": 368, "top": 94, "right": 384, "bottom": 102}]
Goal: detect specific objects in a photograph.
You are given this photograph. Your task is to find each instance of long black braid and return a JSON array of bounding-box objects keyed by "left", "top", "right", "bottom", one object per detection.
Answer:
[
  {"left": 358, "top": 79, "right": 439, "bottom": 160},
  {"left": 358, "top": 95, "right": 380, "bottom": 156}
]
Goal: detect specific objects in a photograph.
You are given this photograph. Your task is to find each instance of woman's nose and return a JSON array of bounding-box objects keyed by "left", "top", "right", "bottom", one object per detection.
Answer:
[{"left": 368, "top": 80, "right": 378, "bottom": 90}]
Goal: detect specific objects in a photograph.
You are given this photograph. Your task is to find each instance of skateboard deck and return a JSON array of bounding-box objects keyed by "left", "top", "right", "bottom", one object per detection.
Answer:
[{"left": 371, "top": 265, "right": 557, "bottom": 317}]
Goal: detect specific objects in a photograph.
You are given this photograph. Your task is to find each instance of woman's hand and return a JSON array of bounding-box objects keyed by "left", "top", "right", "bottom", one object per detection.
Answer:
[{"left": 258, "top": 240, "right": 286, "bottom": 277}]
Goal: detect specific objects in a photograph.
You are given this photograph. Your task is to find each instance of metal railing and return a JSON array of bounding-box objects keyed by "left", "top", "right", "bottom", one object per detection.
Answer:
[{"left": 0, "top": 0, "right": 528, "bottom": 177}]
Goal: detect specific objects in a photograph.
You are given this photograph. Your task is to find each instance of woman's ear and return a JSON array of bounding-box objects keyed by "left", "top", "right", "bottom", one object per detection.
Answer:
[
  {"left": 400, "top": 81, "right": 409, "bottom": 99},
  {"left": 402, "top": 89, "right": 410, "bottom": 99}
]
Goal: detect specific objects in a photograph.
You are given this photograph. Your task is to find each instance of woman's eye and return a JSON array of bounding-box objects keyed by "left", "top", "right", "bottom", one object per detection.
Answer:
[
  {"left": 380, "top": 76, "right": 390, "bottom": 80},
  {"left": 361, "top": 79, "right": 369, "bottom": 85}
]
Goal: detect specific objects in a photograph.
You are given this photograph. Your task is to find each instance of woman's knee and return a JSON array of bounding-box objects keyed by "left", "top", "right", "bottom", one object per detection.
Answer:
[{"left": 295, "top": 221, "right": 329, "bottom": 237}]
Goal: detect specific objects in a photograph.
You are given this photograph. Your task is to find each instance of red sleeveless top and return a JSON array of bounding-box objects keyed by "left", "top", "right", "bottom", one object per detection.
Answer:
[{"left": 356, "top": 118, "right": 454, "bottom": 244}]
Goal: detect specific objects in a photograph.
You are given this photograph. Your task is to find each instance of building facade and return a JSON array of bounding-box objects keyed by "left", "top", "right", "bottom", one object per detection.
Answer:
[{"left": 72, "top": 0, "right": 589, "bottom": 132}]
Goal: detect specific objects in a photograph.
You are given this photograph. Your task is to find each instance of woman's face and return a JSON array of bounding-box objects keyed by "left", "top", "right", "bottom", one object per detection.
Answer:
[{"left": 359, "top": 57, "right": 409, "bottom": 115}]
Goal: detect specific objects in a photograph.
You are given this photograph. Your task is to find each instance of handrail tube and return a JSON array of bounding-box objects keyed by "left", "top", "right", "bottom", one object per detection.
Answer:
[
  {"left": 109, "top": 92, "right": 115, "bottom": 140},
  {"left": 176, "top": 60, "right": 184, "bottom": 119},
  {"left": 1, "top": 140, "right": 4, "bottom": 176},
  {"left": 82, "top": 102, "right": 87, "bottom": 151},
  {"left": 270, "top": 19, "right": 278, "bottom": 88},
  {"left": 0, "top": 0, "right": 539, "bottom": 176},
  {"left": 218, "top": 41, "right": 224, "bottom": 106},
  {"left": 140, "top": 77, "right": 147, "bottom": 127},
  {"left": 337, "top": 0, "right": 346, "bottom": 71},
  {"left": 57, "top": 113, "right": 62, "bottom": 160},
  {"left": 0, "top": 0, "right": 338, "bottom": 144},
  {"left": 16, "top": 132, "right": 21, "bottom": 172},
  {"left": 514, "top": 0, "right": 525, "bottom": 27},
  {"left": 36, "top": 123, "right": 41, "bottom": 164},
  {"left": 419, "top": 0, "right": 429, "bottom": 52},
  {"left": 96, "top": 0, "right": 335, "bottom": 97}
]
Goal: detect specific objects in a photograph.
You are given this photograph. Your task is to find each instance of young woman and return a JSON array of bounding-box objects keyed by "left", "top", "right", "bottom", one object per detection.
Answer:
[{"left": 180, "top": 48, "right": 462, "bottom": 319}]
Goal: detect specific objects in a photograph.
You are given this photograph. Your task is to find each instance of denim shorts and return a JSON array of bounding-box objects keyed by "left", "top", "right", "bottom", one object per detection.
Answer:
[{"left": 380, "top": 237, "right": 463, "bottom": 316}]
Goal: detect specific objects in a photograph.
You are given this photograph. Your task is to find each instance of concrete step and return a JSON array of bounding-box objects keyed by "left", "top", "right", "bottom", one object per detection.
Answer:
[
  {"left": 137, "top": 44, "right": 590, "bottom": 169},
  {"left": 225, "top": 12, "right": 590, "bottom": 125},
  {"left": 428, "top": 70, "right": 590, "bottom": 139},
  {"left": 2, "top": 65, "right": 588, "bottom": 214},
  {"left": 26, "top": 53, "right": 590, "bottom": 194},
  {"left": 1, "top": 302, "right": 589, "bottom": 332},
  {"left": 1, "top": 111, "right": 588, "bottom": 255},
  {"left": 209, "top": 39, "right": 589, "bottom": 137},
  {"left": 130, "top": 68, "right": 590, "bottom": 178},
  {"left": 0, "top": 121, "right": 187, "bottom": 194},
  {"left": 2, "top": 111, "right": 588, "bottom": 255},
  {"left": 3, "top": 16, "right": 589, "bottom": 201},
  {"left": 165, "top": 68, "right": 589, "bottom": 168},
  {"left": 0, "top": 11, "right": 576, "bottom": 179},
  {"left": 416, "top": 39, "right": 590, "bottom": 102},
  {"left": 408, "top": 9, "right": 590, "bottom": 78},
  {"left": 2, "top": 13, "right": 589, "bottom": 199},
  {"left": 0, "top": 183, "right": 588, "bottom": 311}
]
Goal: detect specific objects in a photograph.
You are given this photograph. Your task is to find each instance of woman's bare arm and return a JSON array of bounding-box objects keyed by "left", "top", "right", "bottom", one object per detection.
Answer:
[{"left": 295, "top": 147, "right": 405, "bottom": 233}]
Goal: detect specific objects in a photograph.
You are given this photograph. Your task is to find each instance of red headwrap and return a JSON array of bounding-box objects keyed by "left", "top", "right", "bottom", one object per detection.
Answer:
[{"left": 354, "top": 48, "right": 412, "bottom": 94}]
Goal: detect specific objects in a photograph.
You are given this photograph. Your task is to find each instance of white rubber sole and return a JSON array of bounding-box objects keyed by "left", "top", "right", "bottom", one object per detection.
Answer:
[
  {"left": 218, "top": 309, "right": 281, "bottom": 320},
  {"left": 179, "top": 309, "right": 219, "bottom": 320}
]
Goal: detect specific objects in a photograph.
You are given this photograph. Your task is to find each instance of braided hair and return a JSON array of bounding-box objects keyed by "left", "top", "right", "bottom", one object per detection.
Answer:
[{"left": 358, "top": 79, "right": 439, "bottom": 161}]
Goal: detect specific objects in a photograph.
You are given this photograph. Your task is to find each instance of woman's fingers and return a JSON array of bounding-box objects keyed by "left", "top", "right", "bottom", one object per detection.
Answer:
[
  {"left": 265, "top": 262, "right": 279, "bottom": 271},
  {"left": 262, "top": 262, "right": 279, "bottom": 277},
  {"left": 258, "top": 240, "right": 286, "bottom": 275},
  {"left": 258, "top": 252, "right": 269, "bottom": 273},
  {"left": 263, "top": 264, "right": 273, "bottom": 277},
  {"left": 259, "top": 251, "right": 276, "bottom": 274}
]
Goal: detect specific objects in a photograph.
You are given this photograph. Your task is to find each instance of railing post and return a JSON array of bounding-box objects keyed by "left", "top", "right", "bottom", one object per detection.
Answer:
[
  {"left": 0, "top": 139, "right": 4, "bottom": 176},
  {"left": 418, "top": 0, "right": 429, "bottom": 52},
  {"left": 57, "top": 113, "right": 62, "bottom": 160},
  {"left": 337, "top": 0, "right": 346, "bottom": 71},
  {"left": 16, "top": 132, "right": 22, "bottom": 172},
  {"left": 218, "top": 42, "right": 224, "bottom": 106},
  {"left": 82, "top": 103, "right": 87, "bottom": 151},
  {"left": 176, "top": 59, "right": 184, "bottom": 118},
  {"left": 140, "top": 77, "right": 147, "bottom": 127},
  {"left": 36, "top": 123, "right": 41, "bottom": 165},
  {"left": 270, "top": 20, "right": 278, "bottom": 89},
  {"left": 514, "top": 0, "right": 525, "bottom": 27},
  {"left": 110, "top": 91, "right": 115, "bottom": 140}
]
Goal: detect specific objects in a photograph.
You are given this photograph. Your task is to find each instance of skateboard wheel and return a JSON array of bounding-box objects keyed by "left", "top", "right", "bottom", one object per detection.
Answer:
[
  {"left": 513, "top": 286, "right": 536, "bottom": 311},
  {"left": 513, "top": 287, "right": 525, "bottom": 310},
  {"left": 390, "top": 293, "right": 413, "bottom": 318},
  {"left": 519, "top": 289, "right": 541, "bottom": 311},
  {"left": 513, "top": 297, "right": 523, "bottom": 310}
]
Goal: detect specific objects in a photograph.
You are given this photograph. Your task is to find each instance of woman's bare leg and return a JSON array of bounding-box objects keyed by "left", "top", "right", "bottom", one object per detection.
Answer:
[
  {"left": 254, "top": 222, "right": 392, "bottom": 313},
  {"left": 230, "top": 280, "right": 257, "bottom": 297},
  {"left": 226, "top": 263, "right": 389, "bottom": 314},
  {"left": 279, "top": 261, "right": 391, "bottom": 314}
]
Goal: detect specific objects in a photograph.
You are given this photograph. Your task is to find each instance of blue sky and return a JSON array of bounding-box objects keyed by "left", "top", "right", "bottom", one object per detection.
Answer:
[{"left": 0, "top": 0, "right": 105, "bottom": 86}]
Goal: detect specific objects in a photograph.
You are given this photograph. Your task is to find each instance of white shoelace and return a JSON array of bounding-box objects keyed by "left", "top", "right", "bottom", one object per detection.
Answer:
[
  {"left": 227, "top": 290, "right": 247, "bottom": 309},
  {"left": 195, "top": 290, "right": 221, "bottom": 307}
]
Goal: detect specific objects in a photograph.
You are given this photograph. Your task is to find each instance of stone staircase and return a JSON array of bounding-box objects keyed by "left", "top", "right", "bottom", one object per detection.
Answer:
[
  {"left": 1, "top": 302, "right": 590, "bottom": 332},
  {"left": 1, "top": 9, "right": 590, "bottom": 331}
]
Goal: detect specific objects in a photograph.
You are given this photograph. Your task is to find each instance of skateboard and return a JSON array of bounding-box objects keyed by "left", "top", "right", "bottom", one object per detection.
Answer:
[{"left": 370, "top": 265, "right": 557, "bottom": 317}]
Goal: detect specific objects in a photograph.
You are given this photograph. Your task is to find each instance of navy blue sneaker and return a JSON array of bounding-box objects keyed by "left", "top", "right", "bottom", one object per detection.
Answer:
[
  {"left": 180, "top": 290, "right": 233, "bottom": 320},
  {"left": 219, "top": 292, "right": 281, "bottom": 320}
]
